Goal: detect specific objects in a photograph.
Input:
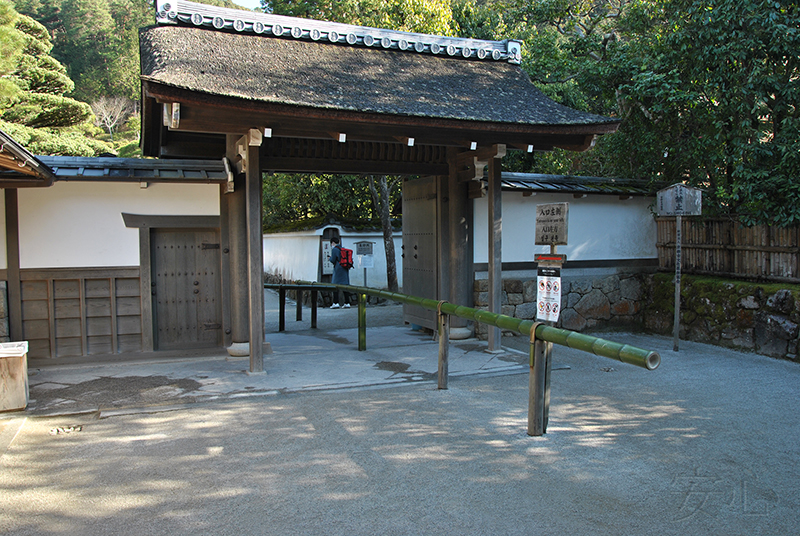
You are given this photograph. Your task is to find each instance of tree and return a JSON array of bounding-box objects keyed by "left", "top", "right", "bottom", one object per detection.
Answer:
[
  {"left": 368, "top": 176, "right": 401, "bottom": 292},
  {"left": 263, "top": 0, "right": 455, "bottom": 34},
  {"left": 571, "top": 0, "right": 800, "bottom": 225},
  {"left": 0, "top": 0, "right": 24, "bottom": 103},
  {"left": 0, "top": 0, "right": 110, "bottom": 155},
  {"left": 91, "top": 96, "right": 134, "bottom": 140},
  {"left": 14, "top": 0, "right": 262, "bottom": 102}
]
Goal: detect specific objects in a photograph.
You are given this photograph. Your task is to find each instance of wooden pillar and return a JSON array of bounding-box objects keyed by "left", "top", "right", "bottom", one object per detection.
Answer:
[
  {"left": 4, "top": 189, "right": 22, "bottom": 342},
  {"left": 246, "top": 139, "right": 264, "bottom": 373},
  {"left": 487, "top": 155, "right": 502, "bottom": 351},
  {"left": 437, "top": 174, "right": 450, "bottom": 308},
  {"left": 447, "top": 149, "right": 474, "bottom": 338},
  {"left": 225, "top": 135, "right": 249, "bottom": 353}
]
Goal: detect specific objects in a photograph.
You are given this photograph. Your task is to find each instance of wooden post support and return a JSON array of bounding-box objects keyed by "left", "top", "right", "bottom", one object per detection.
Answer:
[
  {"left": 358, "top": 292, "right": 367, "bottom": 351},
  {"left": 528, "top": 329, "right": 552, "bottom": 437},
  {"left": 487, "top": 155, "right": 503, "bottom": 352},
  {"left": 673, "top": 214, "right": 682, "bottom": 352},
  {"left": 279, "top": 286, "right": 286, "bottom": 332},
  {"left": 311, "top": 290, "right": 318, "bottom": 328},
  {"left": 296, "top": 289, "right": 303, "bottom": 322},
  {"left": 438, "top": 303, "right": 450, "bottom": 390},
  {"left": 4, "top": 190, "right": 22, "bottom": 343},
  {"left": 246, "top": 141, "right": 264, "bottom": 374}
]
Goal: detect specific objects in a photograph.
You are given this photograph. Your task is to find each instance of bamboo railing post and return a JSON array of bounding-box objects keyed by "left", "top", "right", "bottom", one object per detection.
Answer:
[
  {"left": 358, "top": 292, "right": 367, "bottom": 351},
  {"left": 437, "top": 301, "right": 449, "bottom": 390},
  {"left": 528, "top": 323, "right": 553, "bottom": 436}
]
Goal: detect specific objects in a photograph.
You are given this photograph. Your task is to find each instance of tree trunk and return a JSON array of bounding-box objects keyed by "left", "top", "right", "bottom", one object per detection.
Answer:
[{"left": 368, "top": 175, "right": 399, "bottom": 292}]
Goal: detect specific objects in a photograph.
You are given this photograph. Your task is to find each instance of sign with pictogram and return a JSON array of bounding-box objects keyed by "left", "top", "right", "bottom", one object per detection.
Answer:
[{"left": 536, "top": 265, "right": 562, "bottom": 322}]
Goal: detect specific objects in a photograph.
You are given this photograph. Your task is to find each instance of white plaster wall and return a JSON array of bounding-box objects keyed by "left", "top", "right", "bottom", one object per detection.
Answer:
[
  {"left": 263, "top": 233, "right": 321, "bottom": 282},
  {"left": 17, "top": 182, "right": 219, "bottom": 268},
  {"left": 263, "top": 227, "right": 403, "bottom": 289},
  {"left": 473, "top": 192, "right": 657, "bottom": 263}
]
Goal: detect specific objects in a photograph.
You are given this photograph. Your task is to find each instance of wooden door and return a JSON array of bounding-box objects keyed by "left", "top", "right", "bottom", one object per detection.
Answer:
[
  {"left": 151, "top": 228, "right": 222, "bottom": 350},
  {"left": 402, "top": 177, "right": 439, "bottom": 330}
]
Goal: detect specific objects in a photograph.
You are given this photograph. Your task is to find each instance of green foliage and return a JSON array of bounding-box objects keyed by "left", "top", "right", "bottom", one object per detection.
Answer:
[
  {"left": 2, "top": 91, "right": 91, "bottom": 127},
  {"left": 493, "top": 0, "right": 800, "bottom": 226},
  {"left": 263, "top": 0, "right": 455, "bottom": 34},
  {"left": 607, "top": 0, "right": 800, "bottom": 225},
  {"left": 0, "top": 119, "right": 110, "bottom": 155},
  {"left": 0, "top": 0, "right": 25, "bottom": 102},
  {"left": 14, "top": 0, "right": 154, "bottom": 101},
  {"left": 262, "top": 173, "right": 389, "bottom": 229},
  {"left": 0, "top": 0, "right": 111, "bottom": 155}
]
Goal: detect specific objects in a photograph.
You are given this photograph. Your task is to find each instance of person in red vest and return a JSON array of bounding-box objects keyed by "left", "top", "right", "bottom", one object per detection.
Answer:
[{"left": 329, "top": 237, "right": 353, "bottom": 309}]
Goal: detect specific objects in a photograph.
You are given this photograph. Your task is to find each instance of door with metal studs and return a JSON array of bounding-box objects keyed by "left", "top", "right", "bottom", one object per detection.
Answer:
[{"left": 151, "top": 228, "right": 222, "bottom": 350}]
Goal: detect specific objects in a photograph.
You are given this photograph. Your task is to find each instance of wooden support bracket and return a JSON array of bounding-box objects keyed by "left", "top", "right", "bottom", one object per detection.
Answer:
[
  {"left": 248, "top": 128, "right": 263, "bottom": 146},
  {"left": 455, "top": 144, "right": 506, "bottom": 182},
  {"left": 162, "top": 103, "right": 180, "bottom": 129},
  {"left": 234, "top": 134, "right": 248, "bottom": 174},
  {"left": 222, "top": 157, "right": 234, "bottom": 193}
]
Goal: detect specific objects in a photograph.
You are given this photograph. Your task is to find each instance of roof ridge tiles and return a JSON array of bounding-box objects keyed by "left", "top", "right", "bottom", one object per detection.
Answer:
[{"left": 155, "top": 0, "right": 521, "bottom": 64}]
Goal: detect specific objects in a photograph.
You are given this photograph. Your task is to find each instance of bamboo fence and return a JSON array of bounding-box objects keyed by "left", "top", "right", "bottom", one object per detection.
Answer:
[{"left": 656, "top": 217, "right": 800, "bottom": 283}]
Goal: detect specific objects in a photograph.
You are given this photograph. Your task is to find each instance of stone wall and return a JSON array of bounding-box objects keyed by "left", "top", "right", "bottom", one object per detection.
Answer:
[
  {"left": 642, "top": 274, "right": 800, "bottom": 362},
  {"left": 473, "top": 273, "right": 800, "bottom": 363},
  {"left": 473, "top": 272, "right": 648, "bottom": 337}
]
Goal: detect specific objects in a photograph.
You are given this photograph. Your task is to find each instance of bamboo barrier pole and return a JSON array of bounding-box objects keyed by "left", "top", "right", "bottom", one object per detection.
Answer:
[{"left": 294, "top": 282, "right": 661, "bottom": 372}]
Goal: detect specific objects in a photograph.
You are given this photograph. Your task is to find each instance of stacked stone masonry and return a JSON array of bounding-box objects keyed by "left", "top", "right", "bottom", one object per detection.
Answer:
[
  {"left": 642, "top": 275, "right": 800, "bottom": 362},
  {"left": 474, "top": 274, "right": 800, "bottom": 363},
  {"left": 473, "top": 273, "right": 646, "bottom": 336}
]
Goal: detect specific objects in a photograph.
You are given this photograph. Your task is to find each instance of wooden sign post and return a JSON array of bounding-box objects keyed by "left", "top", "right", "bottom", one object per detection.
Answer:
[
  {"left": 529, "top": 203, "right": 569, "bottom": 436},
  {"left": 657, "top": 184, "right": 702, "bottom": 352},
  {"left": 355, "top": 241, "right": 374, "bottom": 288}
]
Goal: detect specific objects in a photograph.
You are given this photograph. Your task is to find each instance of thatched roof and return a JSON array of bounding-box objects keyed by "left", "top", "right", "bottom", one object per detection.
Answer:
[{"left": 140, "top": 25, "right": 616, "bottom": 129}]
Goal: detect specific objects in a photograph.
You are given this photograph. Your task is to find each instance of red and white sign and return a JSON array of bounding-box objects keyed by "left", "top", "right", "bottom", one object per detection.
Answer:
[{"left": 536, "top": 266, "right": 561, "bottom": 322}]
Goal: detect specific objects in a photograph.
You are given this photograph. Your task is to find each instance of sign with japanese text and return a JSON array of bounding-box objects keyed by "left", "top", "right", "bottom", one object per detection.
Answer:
[
  {"left": 321, "top": 239, "right": 334, "bottom": 275},
  {"left": 656, "top": 184, "right": 702, "bottom": 216},
  {"left": 536, "top": 266, "right": 562, "bottom": 322},
  {"left": 535, "top": 203, "right": 569, "bottom": 245},
  {"left": 355, "top": 241, "right": 374, "bottom": 256}
]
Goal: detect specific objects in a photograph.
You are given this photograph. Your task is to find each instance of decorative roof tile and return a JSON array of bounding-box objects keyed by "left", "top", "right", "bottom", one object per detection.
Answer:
[{"left": 498, "top": 173, "right": 662, "bottom": 196}]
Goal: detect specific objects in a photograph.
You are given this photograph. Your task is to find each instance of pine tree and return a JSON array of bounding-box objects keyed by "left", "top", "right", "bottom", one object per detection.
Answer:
[{"left": 0, "top": 0, "right": 109, "bottom": 155}]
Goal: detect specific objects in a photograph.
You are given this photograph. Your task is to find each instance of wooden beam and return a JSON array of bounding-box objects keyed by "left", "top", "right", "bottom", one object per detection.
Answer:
[
  {"left": 142, "top": 85, "right": 615, "bottom": 151},
  {"left": 555, "top": 135, "right": 596, "bottom": 152},
  {"left": 260, "top": 156, "right": 448, "bottom": 176},
  {"left": 4, "top": 190, "right": 22, "bottom": 342}
]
